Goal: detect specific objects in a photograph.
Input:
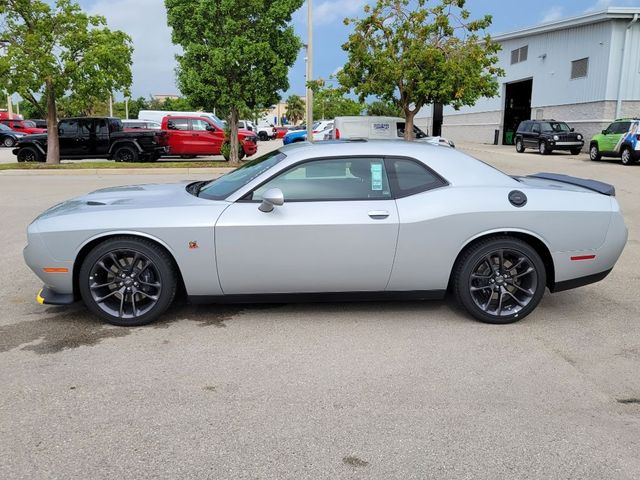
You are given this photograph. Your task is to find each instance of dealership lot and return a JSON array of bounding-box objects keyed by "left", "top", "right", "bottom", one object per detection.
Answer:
[{"left": 1, "top": 144, "right": 639, "bottom": 479}]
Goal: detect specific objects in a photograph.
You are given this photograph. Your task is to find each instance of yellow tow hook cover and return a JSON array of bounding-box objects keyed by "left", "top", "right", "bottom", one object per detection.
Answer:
[{"left": 36, "top": 289, "right": 45, "bottom": 305}]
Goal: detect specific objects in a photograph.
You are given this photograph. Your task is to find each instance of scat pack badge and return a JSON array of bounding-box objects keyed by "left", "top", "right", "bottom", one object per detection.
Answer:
[{"left": 188, "top": 241, "right": 199, "bottom": 250}]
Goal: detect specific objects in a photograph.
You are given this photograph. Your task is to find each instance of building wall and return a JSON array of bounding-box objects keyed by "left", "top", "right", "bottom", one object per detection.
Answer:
[{"left": 415, "top": 14, "right": 640, "bottom": 148}]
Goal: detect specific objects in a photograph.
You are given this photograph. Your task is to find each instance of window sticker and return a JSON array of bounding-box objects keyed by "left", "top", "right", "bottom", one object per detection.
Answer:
[{"left": 371, "top": 163, "right": 383, "bottom": 191}]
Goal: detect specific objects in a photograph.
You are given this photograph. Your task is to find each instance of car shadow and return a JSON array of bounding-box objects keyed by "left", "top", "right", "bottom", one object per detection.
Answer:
[{"left": 0, "top": 296, "right": 464, "bottom": 355}]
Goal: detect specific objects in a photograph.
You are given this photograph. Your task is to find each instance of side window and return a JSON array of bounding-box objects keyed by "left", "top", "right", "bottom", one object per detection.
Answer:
[
  {"left": 614, "top": 122, "right": 631, "bottom": 134},
  {"left": 79, "top": 119, "right": 97, "bottom": 135},
  {"left": 519, "top": 121, "right": 531, "bottom": 133},
  {"left": 192, "top": 119, "right": 210, "bottom": 131},
  {"left": 167, "top": 118, "right": 189, "bottom": 131},
  {"left": 252, "top": 158, "right": 391, "bottom": 201},
  {"left": 531, "top": 123, "right": 540, "bottom": 134},
  {"left": 58, "top": 120, "right": 78, "bottom": 135},
  {"left": 386, "top": 158, "right": 447, "bottom": 197}
]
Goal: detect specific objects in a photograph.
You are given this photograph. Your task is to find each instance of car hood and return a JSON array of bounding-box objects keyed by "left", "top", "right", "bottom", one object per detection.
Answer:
[
  {"left": 35, "top": 182, "right": 224, "bottom": 221},
  {"left": 19, "top": 133, "right": 47, "bottom": 142}
]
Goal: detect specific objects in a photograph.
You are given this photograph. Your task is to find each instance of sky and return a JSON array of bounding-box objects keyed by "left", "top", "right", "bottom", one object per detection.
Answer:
[{"left": 77, "top": 0, "right": 640, "bottom": 100}]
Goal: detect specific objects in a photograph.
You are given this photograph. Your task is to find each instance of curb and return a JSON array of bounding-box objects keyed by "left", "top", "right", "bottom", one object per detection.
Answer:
[{"left": 0, "top": 167, "right": 235, "bottom": 176}]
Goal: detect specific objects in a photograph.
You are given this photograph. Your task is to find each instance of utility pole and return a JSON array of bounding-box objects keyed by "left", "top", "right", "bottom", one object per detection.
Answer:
[
  {"left": 109, "top": 93, "right": 113, "bottom": 117},
  {"left": 306, "top": 0, "right": 313, "bottom": 142},
  {"left": 125, "top": 97, "right": 129, "bottom": 120}
]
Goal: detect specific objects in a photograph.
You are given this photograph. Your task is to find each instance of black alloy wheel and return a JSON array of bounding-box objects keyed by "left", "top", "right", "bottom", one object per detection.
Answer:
[
  {"left": 16, "top": 146, "right": 43, "bottom": 163},
  {"left": 113, "top": 145, "right": 139, "bottom": 163},
  {"left": 454, "top": 237, "right": 546, "bottom": 324},
  {"left": 79, "top": 237, "right": 177, "bottom": 326}
]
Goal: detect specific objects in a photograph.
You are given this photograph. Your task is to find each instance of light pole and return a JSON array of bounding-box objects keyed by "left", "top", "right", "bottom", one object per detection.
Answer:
[{"left": 306, "top": 0, "right": 313, "bottom": 142}]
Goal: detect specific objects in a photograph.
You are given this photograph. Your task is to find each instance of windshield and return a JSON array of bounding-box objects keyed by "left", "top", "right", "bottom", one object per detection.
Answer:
[
  {"left": 0, "top": 123, "right": 12, "bottom": 132},
  {"left": 23, "top": 120, "right": 36, "bottom": 128},
  {"left": 540, "top": 122, "right": 570, "bottom": 132},
  {"left": 197, "top": 150, "right": 287, "bottom": 200},
  {"left": 201, "top": 113, "right": 225, "bottom": 129}
]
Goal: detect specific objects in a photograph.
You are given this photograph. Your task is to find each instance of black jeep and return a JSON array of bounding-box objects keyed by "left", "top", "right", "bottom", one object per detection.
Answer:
[{"left": 514, "top": 120, "right": 584, "bottom": 155}]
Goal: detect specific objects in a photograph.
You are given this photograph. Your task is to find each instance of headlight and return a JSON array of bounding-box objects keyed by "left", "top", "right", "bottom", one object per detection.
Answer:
[
  {"left": 577, "top": 134, "right": 582, "bottom": 140},
  {"left": 553, "top": 135, "right": 560, "bottom": 141}
]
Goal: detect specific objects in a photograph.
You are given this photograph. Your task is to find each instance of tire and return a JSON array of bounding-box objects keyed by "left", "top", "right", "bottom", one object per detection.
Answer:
[
  {"left": 453, "top": 236, "right": 546, "bottom": 325},
  {"left": 589, "top": 144, "right": 601, "bottom": 161},
  {"left": 3, "top": 136, "right": 16, "bottom": 148},
  {"left": 112, "top": 145, "right": 139, "bottom": 163},
  {"left": 258, "top": 132, "right": 268, "bottom": 141},
  {"left": 621, "top": 147, "right": 636, "bottom": 166},
  {"left": 515, "top": 138, "right": 525, "bottom": 153},
  {"left": 79, "top": 236, "right": 178, "bottom": 326},
  {"left": 570, "top": 148, "right": 582, "bottom": 155},
  {"left": 238, "top": 148, "right": 246, "bottom": 161},
  {"left": 16, "top": 146, "right": 43, "bottom": 163},
  {"left": 538, "top": 141, "right": 550, "bottom": 155}
]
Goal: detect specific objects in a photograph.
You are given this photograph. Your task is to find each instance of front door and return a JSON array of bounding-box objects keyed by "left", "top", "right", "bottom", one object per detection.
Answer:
[
  {"left": 215, "top": 157, "right": 399, "bottom": 294},
  {"left": 190, "top": 118, "right": 223, "bottom": 155}
]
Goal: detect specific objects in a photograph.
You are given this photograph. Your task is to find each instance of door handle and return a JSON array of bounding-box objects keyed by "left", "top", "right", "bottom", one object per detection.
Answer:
[
  {"left": 368, "top": 210, "right": 390, "bottom": 219},
  {"left": 192, "top": 134, "right": 199, "bottom": 137}
]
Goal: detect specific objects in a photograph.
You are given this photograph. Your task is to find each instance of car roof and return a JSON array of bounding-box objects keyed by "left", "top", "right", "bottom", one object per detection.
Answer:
[{"left": 276, "top": 140, "right": 518, "bottom": 189}]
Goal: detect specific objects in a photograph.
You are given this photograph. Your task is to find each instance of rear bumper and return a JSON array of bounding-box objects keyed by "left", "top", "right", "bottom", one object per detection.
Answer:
[{"left": 551, "top": 269, "right": 612, "bottom": 293}]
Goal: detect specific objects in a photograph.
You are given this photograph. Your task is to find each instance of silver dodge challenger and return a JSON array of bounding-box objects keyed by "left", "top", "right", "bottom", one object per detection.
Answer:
[{"left": 24, "top": 141, "right": 628, "bottom": 326}]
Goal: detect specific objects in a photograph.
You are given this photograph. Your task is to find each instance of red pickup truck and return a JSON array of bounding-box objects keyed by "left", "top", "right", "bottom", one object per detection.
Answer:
[
  {"left": 0, "top": 119, "right": 47, "bottom": 134},
  {"left": 161, "top": 115, "right": 258, "bottom": 159}
]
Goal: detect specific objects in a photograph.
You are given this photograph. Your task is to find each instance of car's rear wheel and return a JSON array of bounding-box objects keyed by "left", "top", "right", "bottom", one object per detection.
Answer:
[
  {"left": 621, "top": 147, "right": 636, "bottom": 166},
  {"left": 538, "top": 141, "right": 550, "bottom": 155},
  {"left": 515, "top": 138, "right": 525, "bottom": 153},
  {"left": 453, "top": 237, "right": 546, "bottom": 324},
  {"left": 79, "top": 237, "right": 178, "bottom": 326},
  {"left": 17, "top": 146, "right": 43, "bottom": 163},
  {"left": 113, "top": 145, "right": 139, "bottom": 163},
  {"left": 589, "top": 144, "right": 601, "bottom": 161},
  {"left": 3, "top": 136, "right": 16, "bottom": 147},
  {"left": 570, "top": 148, "right": 582, "bottom": 155}
]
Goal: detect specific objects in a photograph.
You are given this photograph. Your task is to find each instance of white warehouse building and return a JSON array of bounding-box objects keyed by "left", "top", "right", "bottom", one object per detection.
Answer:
[{"left": 415, "top": 7, "right": 640, "bottom": 148}]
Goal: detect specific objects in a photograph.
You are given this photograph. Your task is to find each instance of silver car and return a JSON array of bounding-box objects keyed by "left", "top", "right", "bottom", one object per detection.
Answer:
[{"left": 24, "top": 140, "right": 628, "bottom": 326}]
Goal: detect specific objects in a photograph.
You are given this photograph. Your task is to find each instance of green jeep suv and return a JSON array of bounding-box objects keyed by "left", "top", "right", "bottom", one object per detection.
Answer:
[{"left": 589, "top": 119, "right": 640, "bottom": 165}]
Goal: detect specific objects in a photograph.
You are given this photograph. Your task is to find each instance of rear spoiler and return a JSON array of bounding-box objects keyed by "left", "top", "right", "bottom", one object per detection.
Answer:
[{"left": 528, "top": 172, "right": 615, "bottom": 196}]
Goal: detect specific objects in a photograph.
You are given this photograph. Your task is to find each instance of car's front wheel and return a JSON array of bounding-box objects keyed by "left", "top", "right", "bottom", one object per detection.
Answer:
[
  {"left": 258, "top": 132, "right": 268, "bottom": 141},
  {"left": 589, "top": 144, "right": 601, "bottom": 161},
  {"left": 515, "top": 138, "right": 525, "bottom": 153},
  {"left": 3, "top": 136, "right": 16, "bottom": 147},
  {"left": 538, "top": 141, "right": 550, "bottom": 155},
  {"left": 621, "top": 147, "right": 636, "bottom": 166},
  {"left": 79, "top": 237, "right": 178, "bottom": 326},
  {"left": 17, "top": 146, "right": 43, "bottom": 163},
  {"left": 453, "top": 236, "right": 546, "bottom": 324}
]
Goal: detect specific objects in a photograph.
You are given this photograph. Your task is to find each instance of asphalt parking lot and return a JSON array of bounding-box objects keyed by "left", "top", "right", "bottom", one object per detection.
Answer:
[{"left": 1, "top": 143, "right": 639, "bottom": 479}]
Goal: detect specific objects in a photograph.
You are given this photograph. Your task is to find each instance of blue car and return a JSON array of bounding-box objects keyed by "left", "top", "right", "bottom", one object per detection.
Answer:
[{"left": 283, "top": 129, "right": 307, "bottom": 145}]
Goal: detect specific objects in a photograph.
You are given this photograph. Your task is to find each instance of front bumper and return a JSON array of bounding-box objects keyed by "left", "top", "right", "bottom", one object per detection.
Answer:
[
  {"left": 242, "top": 141, "right": 258, "bottom": 157},
  {"left": 37, "top": 286, "right": 75, "bottom": 305},
  {"left": 548, "top": 140, "right": 584, "bottom": 150}
]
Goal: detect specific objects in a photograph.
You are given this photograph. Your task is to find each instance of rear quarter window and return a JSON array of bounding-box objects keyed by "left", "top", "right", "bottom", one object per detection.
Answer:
[{"left": 386, "top": 158, "right": 448, "bottom": 198}]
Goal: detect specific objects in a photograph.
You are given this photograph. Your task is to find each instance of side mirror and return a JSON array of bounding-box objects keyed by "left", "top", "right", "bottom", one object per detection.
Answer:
[
  {"left": 602, "top": 130, "right": 608, "bottom": 135},
  {"left": 167, "top": 121, "right": 176, "bottom": 130},
  {"left": 258, "top": 188, "right": 284, "bottom": 213},
  {"left": 570, "top": 128, "right": 575, "bottom": 132},
  {"left": 206, "top": 125, "right": 215, "bottom": 132}
]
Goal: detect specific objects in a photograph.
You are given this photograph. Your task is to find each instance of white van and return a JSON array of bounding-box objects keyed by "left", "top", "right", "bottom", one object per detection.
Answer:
[{"left": 329, "top": 116, "right": 454, "bottom": 147}]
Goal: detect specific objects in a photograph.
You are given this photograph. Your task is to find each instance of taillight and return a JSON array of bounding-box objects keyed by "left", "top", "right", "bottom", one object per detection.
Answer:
[{"left": 335, "top": 128, "right": 340, "bottom": 139}]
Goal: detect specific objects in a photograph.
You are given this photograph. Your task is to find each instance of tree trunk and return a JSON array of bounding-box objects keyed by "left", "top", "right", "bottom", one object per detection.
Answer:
[
  {"left": 45, "top": 79, "right": 60, "bottom": 164},
  {"left": 403, "top": 108, "right": 417, "bottom": 141},
  {"left": 229, "top": 107, "right": 240, "bottom": 166}
]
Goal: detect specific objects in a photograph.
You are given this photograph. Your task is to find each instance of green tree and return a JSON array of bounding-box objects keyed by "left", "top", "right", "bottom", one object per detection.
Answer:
[
  {"left": 285, "top": 94, "right": 305, "bottom": 125},
  {"left": 338, "top": 0, "right": 503, "bottom": 140},
  {"left": 0, "top": 0, "right": 133, "bottom": 163},
  {"left": 165, "top": 0, "right": 303, "bottom": 165},
  {"left": 310, "top": 79, "right": 364, "bottom": 119},
  {"left": 367, "top": 99, "right": 403, "bottom": 117}
]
